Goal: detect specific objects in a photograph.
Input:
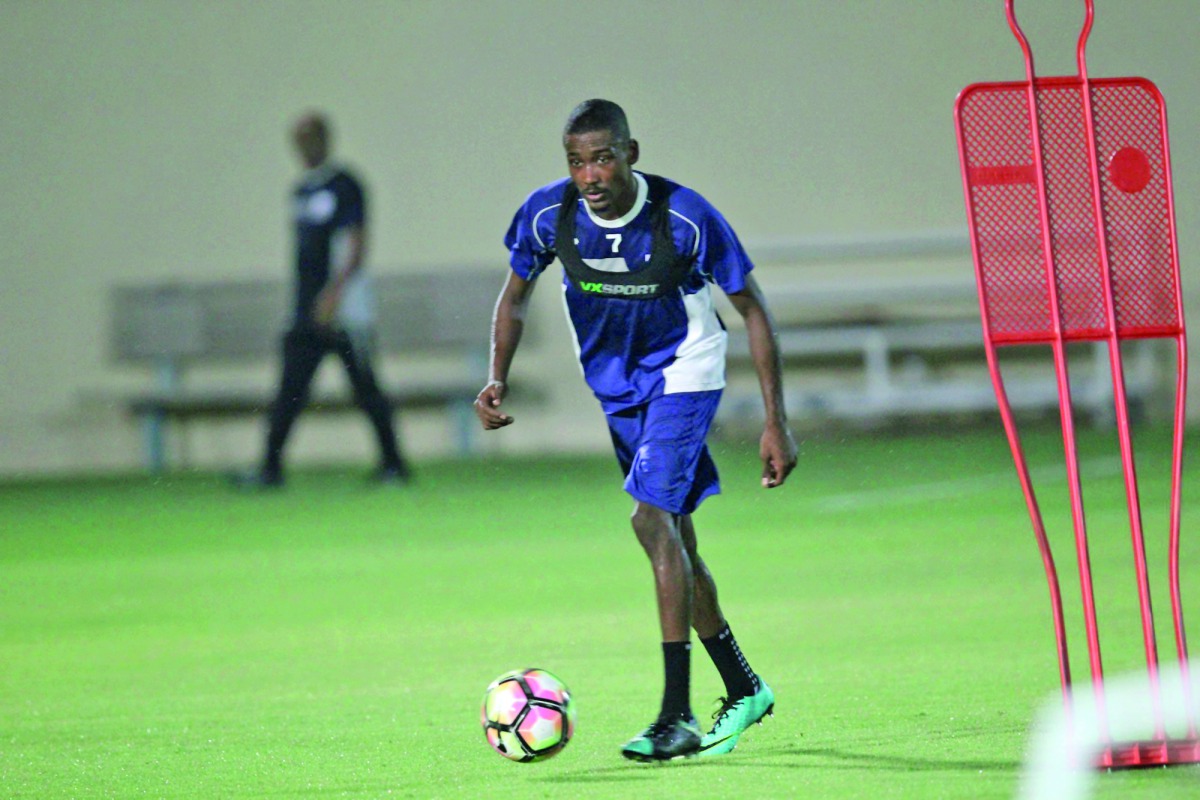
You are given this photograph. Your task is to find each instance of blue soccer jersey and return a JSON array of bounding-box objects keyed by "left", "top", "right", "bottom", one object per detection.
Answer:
[{"left": 505, "top": 172, "right": 754, "bottom": 412}]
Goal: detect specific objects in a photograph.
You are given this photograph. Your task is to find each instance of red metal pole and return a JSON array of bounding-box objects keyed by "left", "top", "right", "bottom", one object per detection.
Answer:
[
  {"left": 1156, "top": 68, "right": 1195, "bottom": 737},
  {"left": 1072, "top": 0, "right": 1166, "bottom": 740},
  {"left": 994, "top": 347, "right": 1074, "bottom": 704},
  {"left": 954, "top": 80, "right": 1074, "bottom": 707},
  {"left": 1006, "top": 0, "right": 1109, "bottom": 736}
]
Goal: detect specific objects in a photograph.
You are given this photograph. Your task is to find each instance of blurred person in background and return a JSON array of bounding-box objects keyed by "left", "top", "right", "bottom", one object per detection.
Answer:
[{"left": 234, "top": 112, "right": 410, "bottom": 488}]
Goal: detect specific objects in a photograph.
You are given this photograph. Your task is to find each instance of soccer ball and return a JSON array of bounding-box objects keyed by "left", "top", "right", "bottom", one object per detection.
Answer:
[{"left": 480, "top": 668, "right": 576, "bottom": 762}]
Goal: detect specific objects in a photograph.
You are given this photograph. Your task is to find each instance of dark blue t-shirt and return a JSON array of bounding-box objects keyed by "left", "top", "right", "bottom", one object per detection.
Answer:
[{"left": 292, "top": 165, "right": 365, "bottom": 324}]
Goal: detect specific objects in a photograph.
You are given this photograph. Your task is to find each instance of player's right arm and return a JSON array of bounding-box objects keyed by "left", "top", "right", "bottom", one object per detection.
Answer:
[
  {"left": 479, "top": 184, "right": 561, "bottom": 429},
  {"left": 475, "top": 270, "right": 537, "bottom": 429}
]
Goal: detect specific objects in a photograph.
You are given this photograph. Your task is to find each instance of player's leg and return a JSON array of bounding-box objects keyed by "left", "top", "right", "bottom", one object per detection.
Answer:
[
  {"left": 620, "top": 501, "right": 702, "bottom": 762},
  {"left": 680, "top": 513, "right": 775, "bottom": 756},
  {"left": 614, "top": 392, "right": 722, "bottom": 761},
  {"left": 334, "top": 327, "right": 410, "bottom": 481},
  {"left": 632, "top": 503, "right": 693, "bottom": 643},
  {"left": 607, "top": 405, "right": 701, "bottom": 760},
  {"left": 258, "top": 326, "right": 324, "bottom": 482},
  {"left": 631, "top": 503, "right": 695, "bottom": 729},
  {"left": 679, "top": 514, "right": 722, "bottom": 639}
]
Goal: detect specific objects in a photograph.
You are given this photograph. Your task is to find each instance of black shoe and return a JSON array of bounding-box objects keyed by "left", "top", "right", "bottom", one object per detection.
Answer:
[
  {"left": 620, "top": 714, "right": 702, "bottom": 762},
  {"left": 370, "top": 465, "right": 412, "bottom": 486},
  {"left": 229, "top": 470, "right": 283, "bottom": 490}
]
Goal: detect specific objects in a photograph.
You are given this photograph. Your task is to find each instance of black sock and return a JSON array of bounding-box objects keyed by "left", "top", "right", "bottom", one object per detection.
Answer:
[
  {"left": 700, "top": 623, "right": 759, "bottom": 699},
  {"left": 659, "top": 641, "right": 692, "bottom": 720}
]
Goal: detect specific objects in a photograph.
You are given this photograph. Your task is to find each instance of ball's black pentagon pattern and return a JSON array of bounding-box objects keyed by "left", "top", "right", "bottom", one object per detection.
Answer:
[{"left": 481, "top": 668, "right": 575, "bottom": 763}]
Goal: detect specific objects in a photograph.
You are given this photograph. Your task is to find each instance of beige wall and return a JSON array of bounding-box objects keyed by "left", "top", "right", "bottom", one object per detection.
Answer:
[{"left": 1, "top": 0, "right": 1197, "bottom": 475}]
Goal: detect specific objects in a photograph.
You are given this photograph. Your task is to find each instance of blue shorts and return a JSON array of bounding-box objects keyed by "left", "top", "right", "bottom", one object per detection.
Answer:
[{"left": 605, "top": 391, "right": 722, "bottom": 515}]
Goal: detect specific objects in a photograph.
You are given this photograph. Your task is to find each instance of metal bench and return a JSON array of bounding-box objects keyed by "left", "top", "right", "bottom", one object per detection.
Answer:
[
  {"left": 110, "top": 269, "right": 511, "bottom": 471},
  {"left": 729, "top": 319, "right": 1162, "bottom": 422},
  {"left": 709, "top": 230, "right": 1171, "bottom": 427}
]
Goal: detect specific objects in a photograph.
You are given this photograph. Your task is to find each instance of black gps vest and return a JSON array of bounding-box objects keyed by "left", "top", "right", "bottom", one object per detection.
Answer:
[{"left": 554, "top": 174, "right": 692, "bottom": 300}]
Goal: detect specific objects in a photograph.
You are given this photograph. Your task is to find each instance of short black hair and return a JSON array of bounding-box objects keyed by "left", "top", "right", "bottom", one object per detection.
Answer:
[{"left": 563, "top": 99, "right": 631, "bottom": 143}]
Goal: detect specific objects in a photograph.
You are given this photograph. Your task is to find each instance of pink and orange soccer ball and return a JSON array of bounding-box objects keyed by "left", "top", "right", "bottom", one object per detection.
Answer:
[{"left": 480, "top": 668, "right": 576, "bottom": 762}]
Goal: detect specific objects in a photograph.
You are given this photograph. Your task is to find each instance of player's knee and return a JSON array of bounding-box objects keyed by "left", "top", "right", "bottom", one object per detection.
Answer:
[{"left": 630, "top": 504, "right": 679, "bottom": 552}]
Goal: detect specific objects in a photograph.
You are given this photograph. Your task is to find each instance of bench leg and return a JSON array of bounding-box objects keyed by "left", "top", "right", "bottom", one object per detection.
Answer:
[
  {"left": 452, "top": 399, "right": 477, "bottom": 455},
  {"left": 864, "top": 330, "right": 893, "bottom": 411},
  {"left": 142, "top": 411, "right": 167, "bottom": 473},
  {"left": 144, "top": 358, "right": 181, "bottom": 473}
]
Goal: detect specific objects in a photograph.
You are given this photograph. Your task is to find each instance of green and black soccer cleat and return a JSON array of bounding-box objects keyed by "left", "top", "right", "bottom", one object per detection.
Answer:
[
  {"left": 620, "top": 715, "right": 702, "bottom": 762},
  {"left": 698, "top": 679, "right": 775, "bottom": 757}
]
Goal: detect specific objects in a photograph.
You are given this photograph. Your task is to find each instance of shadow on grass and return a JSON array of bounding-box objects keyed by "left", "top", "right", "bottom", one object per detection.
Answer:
[
  {"left": 537, "top": 746, "right": 1021, "bottom": 784},
  {"left": 538, "top": 766, "right": 689, "bottom": 783},
  {"left": 770, "top": 745, "right": 1021, "bottom": 773}
]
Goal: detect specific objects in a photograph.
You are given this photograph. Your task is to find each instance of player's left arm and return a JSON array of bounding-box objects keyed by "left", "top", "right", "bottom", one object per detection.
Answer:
[
  {"left": 725, "top": 274, "right": 798, "bottom": 488},
  {"left": 315, "top": 176, "right": 368, "bottom": 326},
  {"left": 314, "top": 224, "right": 365, "bottom": 326}
]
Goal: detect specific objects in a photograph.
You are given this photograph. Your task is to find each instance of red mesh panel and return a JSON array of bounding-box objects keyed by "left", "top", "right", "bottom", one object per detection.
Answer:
[
  {"left": 957, "top": 77, "right": 1181, "bottom": 344},
  {"left": 1091, "top": 80, "right": 1180, "bottom": 335},
  {"left": 958, "top": 85, "right": 1053, "bottom": 342},
  {"left": 1037, "top": 85, "right": 1106, "bottom": 338}
]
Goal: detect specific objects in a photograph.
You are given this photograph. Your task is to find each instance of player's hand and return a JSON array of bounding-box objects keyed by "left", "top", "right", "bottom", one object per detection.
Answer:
[
  {"left": 760, "top": 422, "right": 797, "bottom": 488},
  {"left": 313, "top": 286, "right": 340, "bottom": 327},
  {"left": 475, "top": 380, "right": 514, "bottom": 430}
]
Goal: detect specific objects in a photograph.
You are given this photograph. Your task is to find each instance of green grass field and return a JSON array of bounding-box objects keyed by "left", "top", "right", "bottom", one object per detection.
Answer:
[{"left": 2, "top": 424, "right": 1199, "bottom": 798}]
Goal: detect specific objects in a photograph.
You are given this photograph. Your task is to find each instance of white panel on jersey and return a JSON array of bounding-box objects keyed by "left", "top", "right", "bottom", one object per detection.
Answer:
[
  {"left": 331, "top": 226, "right": 375, "bottom": 330},
  {"left": 304, "top": 189, "right": 337, "bottom": 223},
  {"left": 336, "top": 272, "right": 375, "bottom": 330},
  {"left": 531, "top": 203, "right": 561, "bottom": 252},
  {"left": 668, "top": 209, "right": 701, "bottom": 257},
  {"left": 663, "top": 285, "right": 727, "bottom": 395},
  {"left": 582, "top": 257, "right": 631, "bottom": 273},
  {"left": 560, "top": 284, "right": 586, "bottom": 377}
]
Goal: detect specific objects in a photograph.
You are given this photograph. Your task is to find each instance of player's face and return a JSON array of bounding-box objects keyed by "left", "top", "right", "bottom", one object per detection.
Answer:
[
  {"left": 563, "top": 129, "right": 639, "bottom": 221},
  {"left": 292, "top": 117, "right": 329, "bottom": 169}
]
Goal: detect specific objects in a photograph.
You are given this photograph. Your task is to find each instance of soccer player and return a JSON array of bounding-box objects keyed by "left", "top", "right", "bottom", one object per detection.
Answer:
[
  {"left": 236, "top": 111, "right": 410, "bottom": 488},
  {"left": 475, "top": 99, "right": 797, "bottom": 761}
]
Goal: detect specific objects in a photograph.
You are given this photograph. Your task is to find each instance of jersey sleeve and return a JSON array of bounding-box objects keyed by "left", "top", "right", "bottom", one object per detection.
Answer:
[
  {"left": 694, "top": 202, "right": 754, "bottom": 295},
  {"left": 333, "top": 173, "right": 366, "bottom": 228},
  {"left": 504, "top": 189, "right": 561, "bottom": 281}
]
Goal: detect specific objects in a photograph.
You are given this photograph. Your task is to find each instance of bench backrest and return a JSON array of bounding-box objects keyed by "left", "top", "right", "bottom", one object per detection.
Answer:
[{"left": 110, "top": 268, "right": 510, "bottom": 364}]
